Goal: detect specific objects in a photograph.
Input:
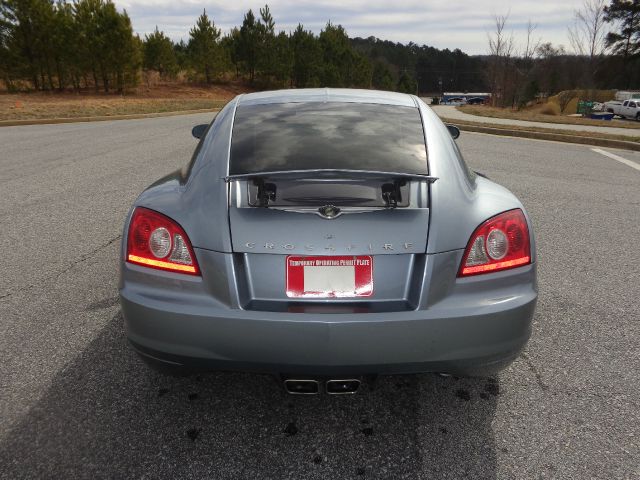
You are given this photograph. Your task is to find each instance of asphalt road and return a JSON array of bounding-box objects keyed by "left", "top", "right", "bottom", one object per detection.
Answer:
[{"left": 1, "top": 113, "right": 639, "bottom": 479}]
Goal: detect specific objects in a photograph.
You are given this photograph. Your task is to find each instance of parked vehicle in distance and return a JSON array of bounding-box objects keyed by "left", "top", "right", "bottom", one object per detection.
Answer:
[
  {"left": 614, "top": 90, "right": 640, "bottom": 101},
  {"left": 604, "top": 99, "right": 640, "bottom": 119},
  {"left": 591, "top": 102, "right": 604, "bottom": 112},
  {"left": 119, "top": 88, "right": 537, "bottom": 394},
  {"left": 604, "top": 100, "right": 622, "bottom": 114},
  {"left": 443, "top": 97, "right": 467, "bottom": 106},
  {"left": 466, "top": 97, "right": 486, "bottom": 105},
  {"left": 617, "top": 100, "right": 640, "bottom": 120}
]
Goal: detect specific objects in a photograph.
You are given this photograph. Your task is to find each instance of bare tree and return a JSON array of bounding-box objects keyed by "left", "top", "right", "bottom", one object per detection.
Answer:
[
  {"left": 516, "top": 19, "right": 541, "bottom": 105},
  {"left": 556, "top": 89, "right": 576, "bottom": 113},
  {"left": 568, "top": 0, "right": 607, "bottom": 85},
  {"left": 535, "top": 42, "right": 567, "bottom": 95},
  {"left": 487, "top": 14, "right": 515, "bottom": 106},
  {"left": 522, "top": 20, "right": 541, "bottom": 68}
]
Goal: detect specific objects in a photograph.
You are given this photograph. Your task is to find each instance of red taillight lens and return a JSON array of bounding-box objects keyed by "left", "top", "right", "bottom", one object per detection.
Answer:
[
  {"left": 458, "top": 209, "right": 531, "bottom": 277},
  {"left": 126, "top": 207, "right": 200, "bottom": 275}
]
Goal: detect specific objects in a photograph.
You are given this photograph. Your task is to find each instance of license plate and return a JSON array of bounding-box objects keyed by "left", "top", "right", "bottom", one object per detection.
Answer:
[{"left": 286, "top": 256, "right": 373, "bottom": 298}]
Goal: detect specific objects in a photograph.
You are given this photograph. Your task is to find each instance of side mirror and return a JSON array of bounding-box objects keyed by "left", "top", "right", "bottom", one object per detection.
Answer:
[
  {"left": 446, "top": 124, "right": 461, "bottom": 139},
  {"left": 192, "top": 124, "right": 208, "bottom": 139}
]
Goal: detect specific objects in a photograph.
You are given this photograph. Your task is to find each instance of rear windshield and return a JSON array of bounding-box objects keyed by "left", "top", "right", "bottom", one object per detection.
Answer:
[{"left": 229, "top": 102, "right": 428, "bottom": 175}]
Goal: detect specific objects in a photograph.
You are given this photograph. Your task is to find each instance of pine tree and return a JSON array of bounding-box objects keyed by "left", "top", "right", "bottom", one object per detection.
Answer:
[
  {"left": 396, "top": 70, "right": 416, "bottom": 93},
  {"left": 1, "top": 0, "right": 57, "bottom": 90},
  {"left": 187, "top": 10, "right": 221, "bottom": 84},
  {"left": 318, "top": 23, "right": 371, "bottom": 88},
  {"left": 237, "top": 9, "right": 259, "bottom": 82},
  {"left": 291, "top": 24, "right": 321, "bottom": 87},
  {"left": 105, "top": 7, "right": 140, "bottom": 93},
  {"left": 372, "top": 60, "right": 394, "bottom": 91},
  {"left": 143, "top": 26, "right": 177, "bottom": 77},
  {"left": 51, "top": 1, "right": 80, "bottom": 90},
  {"left": 256, "top": 4, "right": 275, "bottom": 81},
  {"left": 272, "top": 30, "right": 292, "bottom": 86},
  {"left": 604, "top": 0, "right": 640, "bottom": 59}
]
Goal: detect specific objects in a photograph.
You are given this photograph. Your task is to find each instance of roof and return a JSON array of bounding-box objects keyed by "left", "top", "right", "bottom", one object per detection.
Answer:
[{"left": 237, "top": 88, "right": 417, "bottom": 108}]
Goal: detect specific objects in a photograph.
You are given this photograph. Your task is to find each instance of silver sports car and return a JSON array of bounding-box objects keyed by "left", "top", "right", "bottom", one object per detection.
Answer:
[{"left": 119, "top": 88, "right": 537, "bottom": 393}]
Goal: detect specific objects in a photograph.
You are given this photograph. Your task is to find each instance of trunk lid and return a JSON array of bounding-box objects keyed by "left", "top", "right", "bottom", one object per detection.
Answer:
[{"left": 227, "top": 176, "right": 431, "bottom": 311}]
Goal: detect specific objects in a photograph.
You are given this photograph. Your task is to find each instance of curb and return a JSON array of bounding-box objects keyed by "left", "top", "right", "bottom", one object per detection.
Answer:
[
  {"left": 0, "top": 108, "right": 220, "bottom": 127},
  {"left": 441, "top": 118, "right": 640, "bottom": 152}
]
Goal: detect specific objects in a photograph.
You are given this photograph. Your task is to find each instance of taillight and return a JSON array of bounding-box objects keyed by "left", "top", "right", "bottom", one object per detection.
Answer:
[
  {"left": 126, "top": 207, "right": 200, "bottom": 275},
  {"left": 458, "top": 209, "right": 531, "bottom": 277}
]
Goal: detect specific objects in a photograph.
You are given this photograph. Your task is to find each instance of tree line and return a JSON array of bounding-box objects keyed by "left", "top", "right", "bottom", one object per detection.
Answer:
[
  {"left": 1, "top": 0, "right": 639, "bottom": 97},
  {"left": 0, "top": 1, "right": 389, "bottom": 92},
  {"left": 1, "top": 0, "right": 140, "bottom": 92},
  {"left": 485, "top": 0, "right": 640, "bottom": 108}
]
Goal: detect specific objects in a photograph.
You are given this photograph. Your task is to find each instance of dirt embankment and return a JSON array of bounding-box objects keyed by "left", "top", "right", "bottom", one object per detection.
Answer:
[
  {"left": 0, "top": 83, "right": 251, "bottom": 121},
  {"left": 458, "top": 104, "right": 640, "bottom": 131}
]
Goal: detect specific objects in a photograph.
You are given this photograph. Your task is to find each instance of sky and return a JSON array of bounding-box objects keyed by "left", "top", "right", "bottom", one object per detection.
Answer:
[{"left": 115, "top": 0, "right": 589, "bottom": 55}]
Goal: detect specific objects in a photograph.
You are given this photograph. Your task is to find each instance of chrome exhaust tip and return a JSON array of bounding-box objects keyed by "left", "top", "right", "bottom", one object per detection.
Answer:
[
  {"left": 326, "top": 379, "right": 361, "bottom": 395},
  {"left": 284, "top": 379, "right": 320, "bottom": 395}
]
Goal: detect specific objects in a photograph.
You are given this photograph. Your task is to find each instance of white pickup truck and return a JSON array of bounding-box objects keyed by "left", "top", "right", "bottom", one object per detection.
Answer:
[{"left": 604, "top": 99, "right": 640, "bottom": 120}]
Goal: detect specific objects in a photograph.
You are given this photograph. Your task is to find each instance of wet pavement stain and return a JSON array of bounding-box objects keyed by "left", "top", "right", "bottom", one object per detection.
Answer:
[
  {"left": 157, "top": 388, "right": 169, "bottom": 397},
  {"left": 283, "top": 422, "right": 298, "bottom": 436},
  {"left": 188, "top": 393, "right": 198, "bottom": 401},
  {"left": 484, "top": 380, "right": 500, "bottom": 396},
  {"left": 186, "top": 428, "right": 200, "bottom": 441},
  {"left": 361, "top": 427, "right": 374, "bottom": 437},
  {"left": 456, "top": 389, "right": 471, "bottom": 401}
]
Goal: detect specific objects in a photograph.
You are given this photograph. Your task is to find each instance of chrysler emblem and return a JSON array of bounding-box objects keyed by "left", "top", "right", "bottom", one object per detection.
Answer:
[{"left": 318, "top": 205, "right": 341, "bottom": 219}]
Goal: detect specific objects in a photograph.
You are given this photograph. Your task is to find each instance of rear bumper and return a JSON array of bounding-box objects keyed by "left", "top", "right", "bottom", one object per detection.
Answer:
[{"left": 120, "top": 256, "right": 537, "bottom": 376}]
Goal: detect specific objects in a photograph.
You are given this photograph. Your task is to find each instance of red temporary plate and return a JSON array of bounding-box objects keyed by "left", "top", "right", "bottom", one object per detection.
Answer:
[{"left": 286, "top": 256, "right": 373, "bottom": 298}]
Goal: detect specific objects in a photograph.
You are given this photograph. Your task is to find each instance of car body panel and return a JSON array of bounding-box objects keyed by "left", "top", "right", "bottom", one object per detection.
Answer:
[
  {"left": 120, "top": 88, "right": 538, "bottom": 377},
  {"left": 121, "top": 248, "right": 536, "bottom": 375},
  {"left": 228, "top": 207, "right": 430, "bottom": 255},
  {"left": 418, "top": 102, "right": 536, "bottom": 257}
]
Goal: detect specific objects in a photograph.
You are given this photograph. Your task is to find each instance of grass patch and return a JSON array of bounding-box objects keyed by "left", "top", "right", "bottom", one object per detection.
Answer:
[
  {"left": 458, "top": 105, "right": 640, "bottom": 130},
  {"left": 536, "top": 103, "right": 560, "bottom": 116},
  {"left": 0, "top": 97, "right": 227, "bottom": 120},
  {"left": 0, "top": 83, "right": 242, "bottom": 121},
  {"left": 440, "top": 116, "right": 640, "bottom": 144}
]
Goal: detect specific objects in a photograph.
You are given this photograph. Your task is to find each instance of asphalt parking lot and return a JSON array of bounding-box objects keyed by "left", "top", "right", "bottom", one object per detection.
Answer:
[{"left": 1, "top": 113, "right": 638, "bottom": 479}]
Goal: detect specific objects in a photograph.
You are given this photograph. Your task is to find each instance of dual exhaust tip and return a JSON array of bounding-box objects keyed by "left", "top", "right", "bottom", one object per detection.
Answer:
[{"left": 284, "top": 378, "right": 361, "bottom": 395}]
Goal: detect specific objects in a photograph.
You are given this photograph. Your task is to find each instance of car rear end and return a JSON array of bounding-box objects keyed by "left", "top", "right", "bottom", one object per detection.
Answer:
[{"left": 119, "top": 90, "right": 537, "bottom": 385}]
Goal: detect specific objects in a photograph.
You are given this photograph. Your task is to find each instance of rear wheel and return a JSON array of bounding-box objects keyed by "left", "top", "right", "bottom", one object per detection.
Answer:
[{"left": 636, "top": 113, "right": 640, "bottom": 121}]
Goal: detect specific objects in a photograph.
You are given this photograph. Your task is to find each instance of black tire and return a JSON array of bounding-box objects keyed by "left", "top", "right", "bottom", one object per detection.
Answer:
[{"left": 636, "top": 113, "right": 640, "bottom": 122}]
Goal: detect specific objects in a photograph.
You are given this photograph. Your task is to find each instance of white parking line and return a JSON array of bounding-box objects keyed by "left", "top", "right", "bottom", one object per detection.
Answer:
[{"left": 591, "top": 148, "right": 640, "bottom": 172}]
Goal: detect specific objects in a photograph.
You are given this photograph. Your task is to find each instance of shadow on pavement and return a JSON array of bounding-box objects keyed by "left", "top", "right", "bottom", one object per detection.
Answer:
[{"left": 0, "top": 312, "right": 500, "bottom": 479}]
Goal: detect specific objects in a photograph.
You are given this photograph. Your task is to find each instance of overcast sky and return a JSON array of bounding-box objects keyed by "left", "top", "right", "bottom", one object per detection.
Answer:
[{"left": 116, "top": 0, "right": 588, "bottom": 55}]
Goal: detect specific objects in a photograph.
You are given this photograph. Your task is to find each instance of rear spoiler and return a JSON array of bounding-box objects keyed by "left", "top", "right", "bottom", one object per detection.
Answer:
[{"left": 224, "top": 169, "right": 438, "bottom": 183}]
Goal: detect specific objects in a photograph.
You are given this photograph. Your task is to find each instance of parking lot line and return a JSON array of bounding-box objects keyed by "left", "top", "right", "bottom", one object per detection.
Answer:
[{"left": 591, "top": 148, "right": 640, "bottom": 172}]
